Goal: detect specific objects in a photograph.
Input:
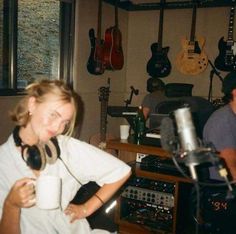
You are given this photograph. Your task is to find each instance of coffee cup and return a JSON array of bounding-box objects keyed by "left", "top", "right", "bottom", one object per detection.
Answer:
[
  {"left": 120, "top": 124, "right": 130, "bottom": 140},
  {"left": 35, "top": 175, "right": 61, "bottom": 210}
]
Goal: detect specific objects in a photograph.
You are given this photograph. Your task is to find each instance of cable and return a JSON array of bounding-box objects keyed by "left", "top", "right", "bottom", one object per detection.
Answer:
[{"left": 59, "top": 157, "right": 104, "bottom": 205}]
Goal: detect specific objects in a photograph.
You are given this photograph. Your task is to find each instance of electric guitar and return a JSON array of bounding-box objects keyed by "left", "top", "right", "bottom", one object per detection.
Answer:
[
  {"left": 103, "top": 0, "right": 124, "bottom": 70},
  {"left": 175, "top": 1, "right": 208, "bottom": 75},
  {"left": 146, "top": 0, "right": 171, "bottom": 78},
  {"left": 214, "top": 2, "right": 236, "bottom": 71},
  {"left": 87, "top": 0, "right": 105, "bottom": 75},
  {"left": 89, "top": 79, "right": 116, "bottom": 155}
]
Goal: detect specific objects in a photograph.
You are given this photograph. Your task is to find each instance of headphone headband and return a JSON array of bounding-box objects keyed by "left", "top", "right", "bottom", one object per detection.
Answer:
[{"left": 13, "top": 126, "right": 60, "bottom": 170}]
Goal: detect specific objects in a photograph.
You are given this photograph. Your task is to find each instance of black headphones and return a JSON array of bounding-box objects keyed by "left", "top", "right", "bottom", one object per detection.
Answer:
[{"left": 13, "top": 126, "right": 60, "bottom": 171}]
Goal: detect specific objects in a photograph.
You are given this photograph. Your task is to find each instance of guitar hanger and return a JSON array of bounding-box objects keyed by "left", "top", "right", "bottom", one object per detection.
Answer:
[
  {"left": 207, "top": 59, "right": 224, "bottom": 102},
  {"left": 208, "top": 60, "right": 223, "bottom": 83}
]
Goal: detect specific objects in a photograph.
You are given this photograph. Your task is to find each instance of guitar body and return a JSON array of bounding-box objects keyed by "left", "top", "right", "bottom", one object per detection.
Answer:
[
  {"left": 146, "top": 42, "right": 171, "bottom": 77},
  {"left": 103, "top": 26, "right": 124, "bottom": 70},
  {"left": 214, "top": 36, "right": 236, "bottom": 71},
  {"left": 175, "top": 36, "right": 208, "bottom": 75},
  {"left": 89, "top": 133, "right": 117, "bottom": 156},
  {"left": 87, "top": 29, "right": 105, "bottom": 75}
]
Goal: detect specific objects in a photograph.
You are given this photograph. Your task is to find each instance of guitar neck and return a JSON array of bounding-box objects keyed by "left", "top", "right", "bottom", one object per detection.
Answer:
[
  {"left": 115, "top": 0, "right": 119, "bottom": 28},
  {"left": 98, "top": 83, "right": 110, "bottom": 142},
  {"left": 157, "top": 0, "right": 164, "bottom": 50},
  {"left": 190, "top": 3, "right": 197, "bottom": 42},
  {"left": 97, "top": 0, "right": 102, "bottom": 42},
  {"left": 100, "top": 101, "right": 108, "bottom": 142},
  {"left": 228, "top": 4, "right": 235, "bottom": 41}
]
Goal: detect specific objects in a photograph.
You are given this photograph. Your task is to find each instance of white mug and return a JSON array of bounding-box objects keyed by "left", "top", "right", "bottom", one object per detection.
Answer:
[
  {"left": 35, "top": 175, "right": 61, "bottom": 210},
  {"left": 120, "top": 125, "right": 130, "bottom": 140}
]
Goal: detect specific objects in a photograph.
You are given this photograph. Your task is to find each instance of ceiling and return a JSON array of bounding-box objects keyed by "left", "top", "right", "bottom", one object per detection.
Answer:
[{"left": 103, "top": 0, "right": 235, "bottom": 10}]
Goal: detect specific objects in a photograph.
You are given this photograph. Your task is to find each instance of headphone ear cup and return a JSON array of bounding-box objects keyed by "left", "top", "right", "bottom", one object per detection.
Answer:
[
  {"left": 22, "top": 145, "right": 46, "bottom": 171},
  {"left": 44, "top": 138, "right": 60, "bottom": 164}
]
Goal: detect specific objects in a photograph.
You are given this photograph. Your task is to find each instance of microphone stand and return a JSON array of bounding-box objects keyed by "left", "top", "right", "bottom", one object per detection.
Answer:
[
  {"left": 207, "top": 60, "right": 224, "bottom": 102},
  {"left": 124, "top": 86, "right": 139, "bottom": 107}
]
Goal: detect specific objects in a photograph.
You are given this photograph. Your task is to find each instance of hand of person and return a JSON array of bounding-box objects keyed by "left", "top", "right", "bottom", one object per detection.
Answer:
[
  {"left": 64, "top": 203, "right": 88, "bottom": 223},
  {"left": 5, "top": 178, "right": 36, "bottom": 209}
]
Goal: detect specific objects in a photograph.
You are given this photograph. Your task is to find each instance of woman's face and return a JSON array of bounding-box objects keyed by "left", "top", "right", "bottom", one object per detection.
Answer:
[{"left": 28, "top": 94, "right": 75, "bottom": 142}]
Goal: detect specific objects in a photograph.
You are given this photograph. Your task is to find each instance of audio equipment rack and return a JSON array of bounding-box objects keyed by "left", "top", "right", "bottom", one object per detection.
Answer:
[
  {"left": 120, "top": 176, "right": 175, "bottom": 233},
  {"left": 106, "top": 139, "right": 192, "bottom": 234}
]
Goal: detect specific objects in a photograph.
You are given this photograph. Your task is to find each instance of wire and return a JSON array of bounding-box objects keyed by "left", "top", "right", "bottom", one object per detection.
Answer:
[
  {"left": 193, "top": 181, "right": 201, "bottom": 234},
  {"left": 59, "top": 157, "right": 104, "bottom": 205},
  {"left": 171, "top": 153, "right": 236, "bottom": 188}
]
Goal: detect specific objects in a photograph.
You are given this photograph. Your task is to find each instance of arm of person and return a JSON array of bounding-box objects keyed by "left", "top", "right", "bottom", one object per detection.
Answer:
[
  {"left": 220, "top": 149, "right": 236, "bottom": 181},
  {"left": 0, "top": 178, "right": 35, "bottom": 234},
  {"left": 65, "top": 170, "right": 131, "bottom": 222},
  {"left": 142, "top": 107, "right": 150, "bottom": 120}
]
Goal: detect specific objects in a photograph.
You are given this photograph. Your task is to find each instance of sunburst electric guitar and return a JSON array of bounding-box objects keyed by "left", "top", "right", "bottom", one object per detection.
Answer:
[{"left": 175, "top": 1, "right": 208, "bottom": 75}]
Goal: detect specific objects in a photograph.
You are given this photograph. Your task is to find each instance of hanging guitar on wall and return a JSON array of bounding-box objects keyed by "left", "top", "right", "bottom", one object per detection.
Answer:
[
  {"left": 87, "top": 0, "right": 105, "bottom": 75},
  {"left": 146, "top": 0, "right": 171, "bottom": 78},
  {"left": 103, "top": 0, "right": 124, "bottom": 70},
  {"left": 89, "top": 79, "right": 116, "bottom": 156},
  {"left": 175, "top": 0, "right": 208, "bottom": 75},
  {"left": 214, "top": 1, "right": 236, "bottom": 71}
]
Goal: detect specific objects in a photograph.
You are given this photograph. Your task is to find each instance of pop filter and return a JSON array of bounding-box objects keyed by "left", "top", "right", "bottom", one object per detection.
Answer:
[{"left": 160, "top": 117, "right": 177, "bottom": 152}]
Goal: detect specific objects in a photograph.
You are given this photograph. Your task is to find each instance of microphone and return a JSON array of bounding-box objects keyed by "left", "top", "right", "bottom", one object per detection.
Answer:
[
  {"left": 174, "top": 107, "right": 199, "bottom": 180},
  {"left": 174, "top": 107, "right": 198, "bottom": 151},
  {"left": 160, "top": 107, "right": 234, "bottom": 199},
  {"left": 173, "top": 107, "right": 233, "bottom": 188}
]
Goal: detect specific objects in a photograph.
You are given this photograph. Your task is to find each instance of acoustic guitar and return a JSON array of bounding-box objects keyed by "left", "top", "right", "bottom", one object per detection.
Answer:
[
  {"left": 175, "top": 1, "right": 208, "bottom": 75},
  {"left": 87, "top": 0, "right": 105, "bottom": 75},
  {"left": 89, "top": 79, "right": 116, "bottom": 156},
  {"left": 146, "top": 0, "right": 171, "bottom": 78},
  {"left": 214, "top": 2, "right": 236, "bottom": 71},
  {"left": 103, "top": 0, "right": 124, "bottom": 70}
]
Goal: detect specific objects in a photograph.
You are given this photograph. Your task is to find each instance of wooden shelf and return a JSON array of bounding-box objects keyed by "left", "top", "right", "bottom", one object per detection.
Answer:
[
  {"left": 107, "top": 138, "right": 171, "bottom": 158},
  {"left": 135, "top": 163, "right": 191, "bottom": 183},
  {"left": 117, "top": 219, "right": 168, "bottom": 234}
]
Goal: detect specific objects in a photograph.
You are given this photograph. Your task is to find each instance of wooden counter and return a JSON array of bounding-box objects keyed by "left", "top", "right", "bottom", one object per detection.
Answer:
[{"left": 107, "top": 139, "right": 171, "bottom": 158}]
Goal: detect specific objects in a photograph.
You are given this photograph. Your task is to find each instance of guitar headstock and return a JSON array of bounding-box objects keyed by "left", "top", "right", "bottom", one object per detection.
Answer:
[
  {"left": 99, "top": 86, "right": 110, "bottom": 102},
  {"left": 99, "top": 78, "right": 111, "bottom": 102}
]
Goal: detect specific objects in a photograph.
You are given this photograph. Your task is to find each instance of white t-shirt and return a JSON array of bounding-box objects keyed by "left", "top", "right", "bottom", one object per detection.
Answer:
[{"left": 0, "top": 134, "right": 131, "bottom": 234}]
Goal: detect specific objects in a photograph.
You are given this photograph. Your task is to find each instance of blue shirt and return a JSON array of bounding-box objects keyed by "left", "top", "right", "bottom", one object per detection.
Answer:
[
  {"left": 203, "top": 104, "right": 236, "bottom": 180},
  {"left": 203, "top": 104, "right": 236, "bottom": 150}
]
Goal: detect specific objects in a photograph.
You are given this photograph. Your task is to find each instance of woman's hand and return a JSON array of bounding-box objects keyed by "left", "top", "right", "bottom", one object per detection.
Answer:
[
  {"left": 5, "top": 178, "right": 36, "bottom": 209},
  {"left": 64, "top": 203, "right": 88, "bottom": 223}
]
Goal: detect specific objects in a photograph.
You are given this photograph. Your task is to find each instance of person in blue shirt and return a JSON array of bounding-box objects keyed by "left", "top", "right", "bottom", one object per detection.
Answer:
[{"left": 203, "top": 71, "right": 236, "bottom": 181}]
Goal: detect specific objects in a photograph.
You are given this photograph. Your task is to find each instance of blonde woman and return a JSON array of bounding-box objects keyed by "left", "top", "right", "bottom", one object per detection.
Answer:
[{"left": 0, "top": 79, "right": 131, "bottom": 234}]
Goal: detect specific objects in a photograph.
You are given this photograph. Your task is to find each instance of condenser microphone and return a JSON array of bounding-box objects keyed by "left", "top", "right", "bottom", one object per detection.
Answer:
[
  {"left": 174, "top": 107, "right": 198, "bottom": 151},
  {"left": 173, "top": 107, "right": 233, "bottom": 197},
  {"left": 174, "top": 107, "right": 199, "bottom": 180}
]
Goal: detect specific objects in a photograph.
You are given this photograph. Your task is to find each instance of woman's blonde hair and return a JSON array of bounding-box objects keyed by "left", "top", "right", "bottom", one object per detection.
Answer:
[{"left": 10, "top": 79, "right": 79, "bottom": 136}]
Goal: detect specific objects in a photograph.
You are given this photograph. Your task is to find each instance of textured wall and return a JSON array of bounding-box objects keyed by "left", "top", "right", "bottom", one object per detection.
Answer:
[{"left": 0, "top": 1, "right": 231, "bottom": 143}]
